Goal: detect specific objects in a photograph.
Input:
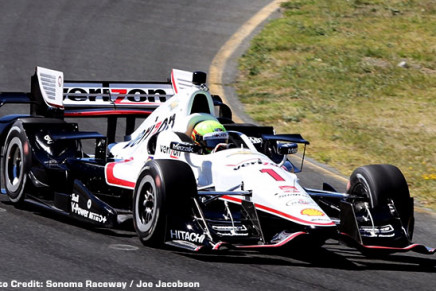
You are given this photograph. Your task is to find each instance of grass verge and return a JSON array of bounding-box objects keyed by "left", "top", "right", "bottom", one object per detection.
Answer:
[{"left": 236, "top": 0, "right": 436, "bottom": 209}]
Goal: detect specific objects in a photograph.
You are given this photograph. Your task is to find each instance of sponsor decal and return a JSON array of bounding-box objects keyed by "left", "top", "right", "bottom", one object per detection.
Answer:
[
  {"left": 44, "top": 135, "right": 54, "bottom": 145},
  {"left": 360, "top": 225, "right": 395, "bottom": 238},
  {"left": 248, "top": 136, "right": 263, "bottom": 144},
  {"left": 275, "top": 192, "right": 306, "bottom": 199},
  {"left": 301, "top": 208, "right": 325, "bottom": 217},
  {"left": 229, "top": 158, "right": 277, "bottom": 171},
  {"left": 170, "top": 230, "right": 205, "bottom": 244},
  {"left": 231, "top": 159, "right": 262, "bottom": 170},
  {"left": 160, "top": 145, "right": 181, "bottom": 159},
  {"left": 124, "top": 113, "right": 176, "bottom": 148},
  {"left": 211, "top": 225, "right": 248, "bottom": 232},
  {"left": 204, "top": 132, "right": 227, "bottom": 139},
  {"left": 63, "top": 87, "right": 169, "bottom": 104},
  {"left": 279, "top": 185, "right": 299, "bottom": 193},
  {"left": 310, "top": 217, "right": 332, "bottom": 222},
  {"left": 71, "top": 193, "right": 108, "bottom": 224},
  {"left": 286, "top": 199, "right": 313, "bottom": 206},
  {"left": 72, "top": 193, "right": 79, "bottom": 203},
  {"left": 279, "top": 186, "right": 310, "bottom": 200},
  {"left": 170, "top": 142, "right": 196, "bottom": 153},
  {"left": 211, "top": 225, "right": 249, "bottom": 236}
]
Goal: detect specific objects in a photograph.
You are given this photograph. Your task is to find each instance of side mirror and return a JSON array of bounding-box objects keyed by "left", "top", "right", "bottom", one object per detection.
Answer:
[
  {"left": 95, "top": 137, "right": 107, "bottom": 161},
  {"left": 277, "top": 143, "right": 298, "bottom": 155}
]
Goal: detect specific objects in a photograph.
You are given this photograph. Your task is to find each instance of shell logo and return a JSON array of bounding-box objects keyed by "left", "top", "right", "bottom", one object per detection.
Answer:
[{"left": 301, "top": 208, "right": 325, "bottom": 216}]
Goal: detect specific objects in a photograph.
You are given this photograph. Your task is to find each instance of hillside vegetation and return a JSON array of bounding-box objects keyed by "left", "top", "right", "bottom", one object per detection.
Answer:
[{"left": 237, "top": 0, "right": 436, "bottom": 209}]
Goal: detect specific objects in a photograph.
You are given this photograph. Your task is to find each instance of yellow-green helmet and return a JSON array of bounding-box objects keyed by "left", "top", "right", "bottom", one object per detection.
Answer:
[{"left": 191, "top": 120, "right": 228, "bottom": 153}]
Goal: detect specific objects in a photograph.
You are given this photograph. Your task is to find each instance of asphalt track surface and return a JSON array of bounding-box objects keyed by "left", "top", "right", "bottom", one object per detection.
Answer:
[{"left": 0, "top": 1, "right": 435, "bottom": 290}]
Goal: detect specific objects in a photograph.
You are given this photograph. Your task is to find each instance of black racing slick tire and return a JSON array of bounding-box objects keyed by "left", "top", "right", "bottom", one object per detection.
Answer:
[
  {"left": 347, "top": 164, "right": 414, "bottom": 239},
  {"left": 133, "top": 159, "right": 197, "bottom": 247},
  {"left": 2, "top": 124, "right": 32, "bottom": 205}
]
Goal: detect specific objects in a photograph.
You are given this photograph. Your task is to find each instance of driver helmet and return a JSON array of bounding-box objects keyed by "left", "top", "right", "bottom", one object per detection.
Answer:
[{"left": 191, "top": 120, "right": 228, "bottom": 153}]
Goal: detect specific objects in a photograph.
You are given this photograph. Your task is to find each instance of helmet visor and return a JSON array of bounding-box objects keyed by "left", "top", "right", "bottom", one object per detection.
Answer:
[{"left": 203, "top": 131, "right": 229, "bottom": 150}]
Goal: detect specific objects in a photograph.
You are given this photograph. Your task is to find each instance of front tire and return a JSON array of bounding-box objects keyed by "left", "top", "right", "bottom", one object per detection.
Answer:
[
  {"left": 347, "top": 164, "right": 414, "bottom": 239},
  {"left": 133, "top": 159, "right": 197, "bottom": 247},
  {"left": 2, "top": 125, "right": 32, "bottom": 205}
]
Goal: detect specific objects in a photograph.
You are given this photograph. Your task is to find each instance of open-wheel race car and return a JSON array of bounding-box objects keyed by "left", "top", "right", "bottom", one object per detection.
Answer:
[{"left": 0, "top": 67, "right": 434, "bottom": 255}]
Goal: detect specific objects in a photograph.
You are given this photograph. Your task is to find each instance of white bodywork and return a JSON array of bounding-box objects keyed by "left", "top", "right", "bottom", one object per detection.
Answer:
[{"left": 101, "top": 69, "right": 334, "bottom": 228}]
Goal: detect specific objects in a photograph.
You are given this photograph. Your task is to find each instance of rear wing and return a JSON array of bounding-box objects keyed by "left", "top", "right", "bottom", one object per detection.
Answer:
[{"left": 0, "top": 67, "right": 175, "bottom": 118}]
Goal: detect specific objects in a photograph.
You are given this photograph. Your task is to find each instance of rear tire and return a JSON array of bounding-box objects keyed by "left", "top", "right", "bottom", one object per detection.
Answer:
[
  {"left": 133, "top": 159, "right": 197, "bottom": 247},
  {"left": 347, "top": 164, "right": 414, "bottom": 239},
  {"left": 2, "top": 125, "right": 32, "bottom": 206}
]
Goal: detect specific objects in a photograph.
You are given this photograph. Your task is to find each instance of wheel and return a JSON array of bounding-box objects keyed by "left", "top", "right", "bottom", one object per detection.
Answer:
[
  {"left": 133, "top": 159, "right": 197, "bottom": 247},
  {"left": 2, "top": 124, "right": 32, "bottom": 205},
  {"left": 347, "top": 164, "right": 414, "bottom": 239}
]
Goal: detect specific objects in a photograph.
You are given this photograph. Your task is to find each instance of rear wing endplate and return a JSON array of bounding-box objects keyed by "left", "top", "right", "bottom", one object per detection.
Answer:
[{"left": 36, "top": 67, "right": 64, "bottom": 108}]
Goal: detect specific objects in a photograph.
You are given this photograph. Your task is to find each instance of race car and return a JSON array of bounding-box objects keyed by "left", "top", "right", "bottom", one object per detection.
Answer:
[{"left": 0, "top": 67, "right": 434, "bottom": 255}]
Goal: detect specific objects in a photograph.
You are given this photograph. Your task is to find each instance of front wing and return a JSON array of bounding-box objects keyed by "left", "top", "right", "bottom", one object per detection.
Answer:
[{"left": 160, "top": 193, "right": 436, "bottom": 254}]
